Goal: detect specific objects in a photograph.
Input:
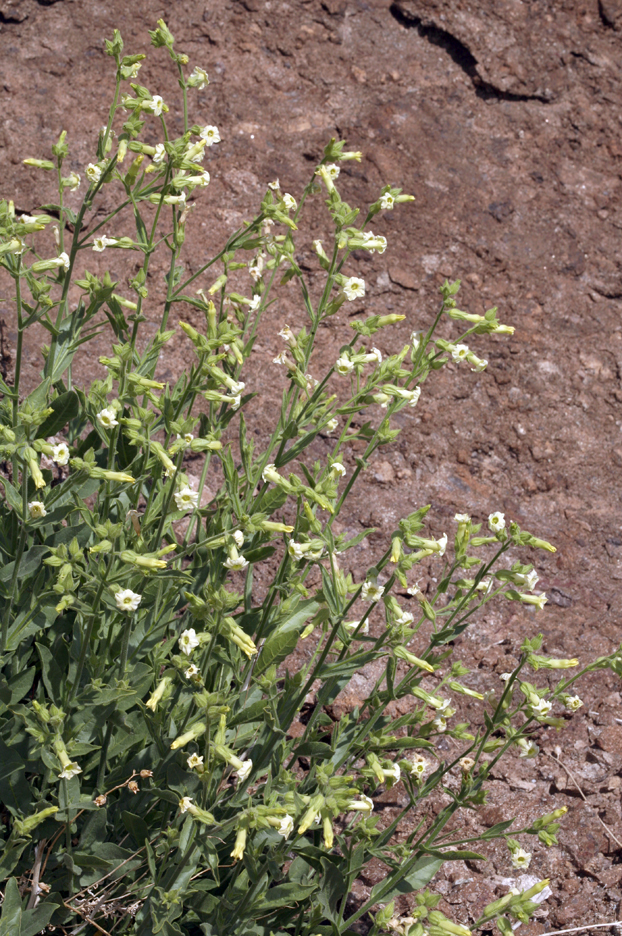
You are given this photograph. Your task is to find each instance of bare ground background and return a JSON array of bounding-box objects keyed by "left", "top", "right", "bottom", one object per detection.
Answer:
[{"left": 0, "top": 0, "right": 621, "bottom": 930}]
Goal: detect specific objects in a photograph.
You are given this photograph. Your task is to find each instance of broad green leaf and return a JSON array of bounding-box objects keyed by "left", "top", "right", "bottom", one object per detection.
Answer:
[
  {"left": 0, "top": 546, "right": 49, "bottom": 584},
  {"left": 19, "top": 900, "right": 60, "bottom": 936},
  {"left": 317, "top": 857, "right": 347, "bottom": 922},
  {"left": 255, "top": 601, "right": 319, "bottom": 674},
  {"left": 256, "top": 881, "right": 317, "bottom": 909},
  {"left": 0, "top": 877, "right": 22, "bottom": 934},
  {"left": 36, "top": 391, "right": 79, "bottom": 438},
  {"left": 367, "top": 855, "right": 443, "bottom": 907}
]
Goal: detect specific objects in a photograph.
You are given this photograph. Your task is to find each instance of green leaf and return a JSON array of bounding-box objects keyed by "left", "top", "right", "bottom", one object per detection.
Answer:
[
  {"left": 292, "top": 741, "right": 332, "bottom": 760},
  {"left": 255, "top": 601, "right": 318, "bottom": 674},
  {"left": 19, "top": 900, "right": 60, "bottom": 936},
  {"left": 481, "top": 819, "right": 515, "bottom": 839},
  {"left": 317, "top": 857, "right": 346, "bottom": 922},
  {"left": 0, "top": 476, "right": 24, "bottom": 515},
  {"left": 367, "top": 855, "right": 443, "bottom": 907},
  {"left": 0, "top": 547, "right": 49, "bottom": 584},
  {"left": 257, "top": 485, "right": 288, "bottom": 516},
  {"left": 242, "top": 545, "right": 276, "bottom": 564},
  {"left": 0, "top": 877, "right": 22, "bottom": 934},
  {"left": 35, "top": 391, "right": 79, "bottom": 439},
  {"left": 0, "top": 842, "right": 30, "bottom": 883},
  {"left": 257, "top": 882, "right": 317, "bottom": 909},
  {"left": 0, "top": 737, "right": 25, "bottom": 782},
  {"left": 423, "top": 849, "right": 486, "bottom": 861}
]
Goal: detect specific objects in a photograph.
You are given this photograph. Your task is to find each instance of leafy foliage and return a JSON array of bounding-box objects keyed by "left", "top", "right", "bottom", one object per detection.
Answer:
[{"left": 0, "top": 21, "right": 619, "bottom": 936}]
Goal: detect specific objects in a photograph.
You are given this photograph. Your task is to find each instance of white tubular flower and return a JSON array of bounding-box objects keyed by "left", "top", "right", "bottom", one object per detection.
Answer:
[
  {"left": 395, "top": 610, "right": 414, "bottom": 626},
  {"left": 343, "top": 276, "right": 365, "bottom": 301},
  {"left": 268, "top": 179, "right": 280, "bottom": 191},
  {"left": 261, "top": 463, "right": 281, "bottom": 484},
  {"left": 277, "top": 324, "right": 296, "bottom": 346},
  {"left": 65, "top": 171, "right": 81, "bottom": 191},
  {"left": 249, "top": 258, "right": 264, "bottom": 281},
  {"left": 179, "top": 628, "right": 200, "bottom": 656},
  {"left": 282, "top": 193, "right": 296, "bottom": 211},
  {"left": 454, "top": 513, "right": 470, "bottom": 523},
  {"left": 436, "top": 533, "right": 448, "bottom": 557},
  {"left": 565, "top": 695, "right": 583, "bottom": 712},
  {"left": 305, "top": 373, "right": 318, "bottom": 393},
  {"left": 200, "top": 124, "right": 220, "bottom": 145},
  {"left": 520, "top": 592, "right": 548, "bottom": 611},
  {"left": 28, "top": 501, "right": 47, "bottom": 520},
  {"left": 476, "top": 577, "right": 493, "bottom": 595},
  {"left": 92, "top": 234, "right": 117, "bottom": 252},
  {"left": 385, "top": 763, "right": 401, "bottom": 784},
  {"left": 59, "top": 252, "right": 70, "bottom": 271},
  {"left": 380, "top": 192, "right": 395, "bottom": 209},
  {"left": 186, "top": 171, "right": 210, "bottom": 187},
  {"left": 510, "top": 846, "right": 532, "bottom": 870},
  {"left": 224, "top": 554, "right": 249, "bottom": 571},
  {"left": 174, "top": 486, "right": 200, "bottom": 512},
  {"left": 273, "top": 351, "right": 289, "bottom": 365},
  {"left": 51, "top": 442, "right": 70, "bottom": 466},
  {"left": 179, "top": 796, "right": 194, "bottom": 814},
  {"left": 325, "top": 417, "right": 338, "bottom": 434},
  {"left": 524, "top": 569, "right": 540, "bottom": 591},
  {"left": 288, "top": 540, "right": 306, "bottom": 562},
  {"left": 187, "top": 753, "right": 204, "bottom": 770},
  {"left": 233, "top": 530, "right": 244, "bottom": 548},
  {"left": 433, "top": 715, "right": 448, "bottom": 732},
  {"left": 369, "top": 347, "right": 382, "bottom": 364},
  {"left": 516, "top": 738, "right": 539, "bottom": 758},
  {"left": 488, "top": 511, "right": 505, "bottom": 533},
  {"left": 152, "top": 143, "right": 166, "bottom": 164},
  {"left": 147, "top": 95, "right": 165, "bottom": 116},
  {"left": 499, "top": 672, "right": 512, "bottom": 682},
  {"left": 277, "top": 814, "right": 295, "bottom": 837},
  {"left": 361, "top": 580, "right": 384, "bottom": 603},
  {"left": 59, "top": 762, "right": 82, "bottom": 780},
  {"left": 184, "top": 663, "right": 200, "bottom": 680},
  {"left": 97, "top": 407, "right": 119, "bottom": 429},
  {"left": 330, "top": 462, "right": 346, "bottom": 478},
  {"left": 459, "top": 756, "right": 475, "bottom": 773},
  {"left": 451, "top": 343, "right": 470, "bottom": 363},
  {"left": 188, "top": 66, "right": 209, "bottom": 89},
  {"left": 349, "top": 794, "right": 374, "bottom": 813},
  {"left": 86, "top": 163, "right": 102, "bottom": 184},
  {"left": 235, "top": 759, "right": 252, "bottom": 782},
  {"left": 325, "top": 162, "right": 340, "bottom": 179},
  {"left": 344, "top": 619, "right": 369, "bottom": 636},
  {"left": 470, "top": 355, "right": 488, "bottom": 373},
  {"left": 335, "top": 355, "right": 354, "bottom": 375},
  {"left": 411, "top": 330, "right": 424, "bottom": 351},
  {"left": 405, "top": 386, "right": 421, "bottom": 407},
  {"left": 530, "top": 697, "right": 552, "bottom": 718},
  {"left": 115, "top": 589, "right": 142, "bottom": 613},
  {"left": 406, "top": 755, "right": 428, "bottom": 778},
  {"left": 247, "top": 294, "right": 261, "bottom": 311}
]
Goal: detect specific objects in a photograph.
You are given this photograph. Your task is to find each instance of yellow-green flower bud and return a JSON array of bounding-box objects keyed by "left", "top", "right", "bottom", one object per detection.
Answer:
[
  {"left": 23, "top": 158, "right": 55, "bottom": 170},
  {"left": 394, "top": 646, "right": 434, "bottom": 672},
  {"left": 170, "top": 720, "right": 207, "bottom": 749},
  {"left": 13, "top": 806, "right": 59, "bottom": 837}
]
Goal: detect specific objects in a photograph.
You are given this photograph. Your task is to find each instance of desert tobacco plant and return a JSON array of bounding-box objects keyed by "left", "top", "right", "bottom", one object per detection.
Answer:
[{"left": 0, "top": 21, "right": 619, "bottom": 936}]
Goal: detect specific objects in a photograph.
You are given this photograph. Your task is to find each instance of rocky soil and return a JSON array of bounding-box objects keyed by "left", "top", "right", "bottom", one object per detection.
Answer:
[{"left": 0, "top": 0, "right": 621, "bottom": 931}]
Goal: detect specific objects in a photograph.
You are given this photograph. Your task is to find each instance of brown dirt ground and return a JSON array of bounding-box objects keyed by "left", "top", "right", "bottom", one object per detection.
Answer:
[{"left": 1, "top": 0, "right": 621, "bottom": 931}]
